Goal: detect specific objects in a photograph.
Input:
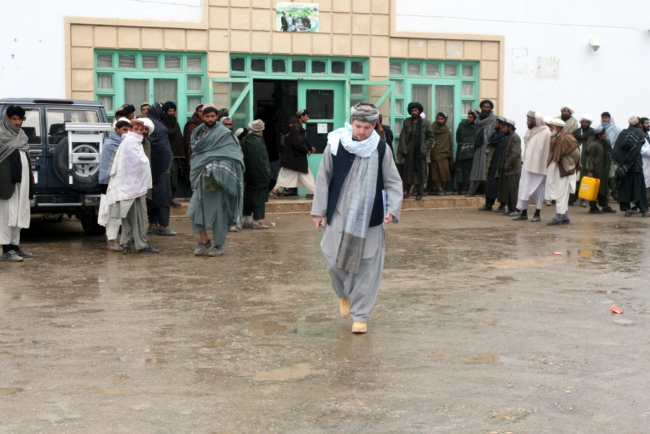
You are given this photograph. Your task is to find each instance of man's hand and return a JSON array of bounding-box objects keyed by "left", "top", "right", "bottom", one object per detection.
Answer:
[
  {"left": 312, "top": 216, "right": 326, "bottom": 229},
  {"left": 588, "top": 171, "right": 594, "bottom": 178},
  {"left": 311, "top": 147, "right": 316, "bottom": 154},
  {"left": 384, "top": 213, "right": 395, "bottom": 224}
]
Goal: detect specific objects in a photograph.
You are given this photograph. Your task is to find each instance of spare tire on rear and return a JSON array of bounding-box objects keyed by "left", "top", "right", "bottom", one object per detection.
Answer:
[{"left": 53, "top": 137, "right": 100, "bottom": 190}]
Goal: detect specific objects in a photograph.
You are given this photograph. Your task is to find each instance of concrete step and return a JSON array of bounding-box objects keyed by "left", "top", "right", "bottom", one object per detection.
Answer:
[{"left": 171, "top": 194, "right": 486, "bottom": 217}]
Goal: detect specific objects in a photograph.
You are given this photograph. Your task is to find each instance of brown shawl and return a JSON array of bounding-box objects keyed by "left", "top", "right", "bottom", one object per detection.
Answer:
[
  {"left": 431, "top": 122, "right": 452, "bottom": 161},
  {"left": 547, "top": 130, "right": 579, "bottom": 166}
]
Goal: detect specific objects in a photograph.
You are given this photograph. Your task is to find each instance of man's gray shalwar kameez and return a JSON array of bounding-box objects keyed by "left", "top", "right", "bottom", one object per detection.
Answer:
[{"left": 312, "top": 143, "right": 403, "bottom": 323}]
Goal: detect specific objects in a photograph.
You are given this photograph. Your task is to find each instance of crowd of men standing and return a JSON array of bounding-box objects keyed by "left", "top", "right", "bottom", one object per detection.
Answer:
[{"left": 397, "top": 100, "right": 650, "bottom": 225}]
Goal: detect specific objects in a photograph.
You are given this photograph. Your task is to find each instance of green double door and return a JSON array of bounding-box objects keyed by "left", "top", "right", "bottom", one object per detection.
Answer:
[{"left": 297, "top": 80, "right": 345, "bottom": 179}]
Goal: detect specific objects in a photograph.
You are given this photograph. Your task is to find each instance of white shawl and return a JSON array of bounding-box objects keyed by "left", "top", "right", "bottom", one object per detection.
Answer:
[{"left": 523, "top": 113, "right": 551, "bottom": 175}]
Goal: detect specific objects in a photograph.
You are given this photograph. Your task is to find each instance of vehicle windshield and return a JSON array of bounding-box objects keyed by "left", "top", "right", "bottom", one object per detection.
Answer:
[{"left": 46, "top": 108, "right": 100, "bottom": 145}]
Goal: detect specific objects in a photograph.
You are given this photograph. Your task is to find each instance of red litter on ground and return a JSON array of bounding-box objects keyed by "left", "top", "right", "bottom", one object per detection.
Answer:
[
  {"left": 553, "top": 251, "right": 563, "bottom": 255},
  {"left": 610, "top": 306, "right": 624, "bottom": 314}
]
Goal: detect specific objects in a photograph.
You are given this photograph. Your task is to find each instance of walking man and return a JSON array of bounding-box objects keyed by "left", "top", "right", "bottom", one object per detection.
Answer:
[
  {"left": 311, "top": 103, "right": 403, "bottom": 334},
  {"left": 397, "top": 102, "right": 433, "bottom": 200},
  {"left": 513, "top": 111, "right": 551, "bottom": 222},
  {"left": 467, "top": 100, "right": 497, "bottom": 196},
  {"left": 0, "top": 106, "right": 34, "bottom": 262},
  {"left": 269, "top": 109, "right": 316, "bottom": 199},
  {"left": 545, "top": 119, "right": 581, "bottom": 226},
  {"left": 585, "top": 126, "right": 616, "bottom": 213},
  {"left": 187, "top": 105, "right": 244, "bottom": 256}
]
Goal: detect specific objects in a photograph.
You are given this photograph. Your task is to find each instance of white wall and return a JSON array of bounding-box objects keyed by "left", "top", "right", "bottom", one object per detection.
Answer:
[
  {"left": 397, "top": 0, "right": 650, "bottom": 128},
  {"left": 0, "top": 0, "right": 202, "bottom": 99}
]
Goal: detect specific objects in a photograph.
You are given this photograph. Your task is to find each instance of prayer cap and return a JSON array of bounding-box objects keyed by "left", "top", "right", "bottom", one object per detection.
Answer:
[
  {"left": 248, "top": 119, "right": 265, "bottom": 132},
  {"left": 407, "top": 102, "right": 424, "bottom": 113},
  {"left": 593, "top": 125, "right": 605, "bottom": 134},
  {"left": 549, "top": 118, "right": 565, "bottom": 127},
  {"left": 480, "top": 99, "right": 494, "bottom": 109},
  {"left": 560, "top": 104, "right": 574, "bottom": 114},
  {"left": 140, "top": 117, "right": 154, "bottom": 134},
  {"left": 350, "top": 102, "right": 380, "bottom": 123},
  {"left": 437, "top": 112, "right": 448, "bottom": 119},
  {"left": 235, "top": 128, "right": 244, "bottom": 137},
  {"left": 116, "top": 118, "right": 131, "bottom": 124},
  {"left": 203, "top": 103, "right": 216, "bottom": 110},
  {"left": 579, "top": 114, "right": 593, "bottom": 122},
  {"left": 505, "top": 119, "right": 516, "bottom": 127},
  {"left": 497, "top": 116, "right": 506, "bottom": 123},
  {"left": 468, "top": 109, "right": 479, "bottom": 119},
  {"left": 527, "top": 111, "right": 536, "bottom": 119},
  {"left": 296, "top": 109, "right": 308, "bottom": 118},
  {"left": 543, "top": 116, "right": 553, "bottom": 125},
  {"left": 130, "top": 118, "right": 145, "bottom": 126},
  {"left": 629, "top": 116, "right": 640, "bottom": 126}
]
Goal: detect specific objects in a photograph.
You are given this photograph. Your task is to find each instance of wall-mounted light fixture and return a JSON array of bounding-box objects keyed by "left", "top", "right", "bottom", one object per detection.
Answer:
[{"left": 589, "top": 38, "right": 601, "bottom": 51}]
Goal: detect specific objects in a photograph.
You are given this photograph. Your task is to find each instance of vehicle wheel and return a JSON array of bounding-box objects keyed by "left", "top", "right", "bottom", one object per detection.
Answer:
[
  {"left": 53, "top": 137, "right": 100, "bottom": 190},
  {"left": 78, "top": 207, "right": 105, "bottom": 236},
  {"left": 42, "top": 213, "right": 64, "bottom": 222}
]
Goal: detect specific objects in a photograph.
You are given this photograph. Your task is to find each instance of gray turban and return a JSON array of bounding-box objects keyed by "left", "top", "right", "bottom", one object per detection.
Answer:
[
  {"left": 248, "top": 119, "right": 265, "bottom": 132},
  {"left": 350, "top": 102, "right": 380, "bottom": 123},
  {"left": 594, "top": 125, "right": 605, "bottom": 135},
  {"left": 527, "top": 111, "right": 536, "bottom": 119}
]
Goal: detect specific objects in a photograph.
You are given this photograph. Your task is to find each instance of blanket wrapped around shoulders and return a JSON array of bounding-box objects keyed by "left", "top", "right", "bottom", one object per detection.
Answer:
[{"left": 187, "top": 123, "right": 245, "bottom": 226}]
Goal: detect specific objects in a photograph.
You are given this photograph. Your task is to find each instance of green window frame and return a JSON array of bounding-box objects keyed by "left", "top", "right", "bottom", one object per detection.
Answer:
[
  {"left": 228, "top": 54, "right": 369, "bottom": 80},
  {"left": 94, "top": 50, "right": 207, "bottom": 125},
  {"left": 389, "top": 59, "right": 479, "bottom": 154}
]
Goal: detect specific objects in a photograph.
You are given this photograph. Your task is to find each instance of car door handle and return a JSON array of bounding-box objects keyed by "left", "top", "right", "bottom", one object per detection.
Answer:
[{"left": 29, "top": 149, "right": 42, "bottom": 155}]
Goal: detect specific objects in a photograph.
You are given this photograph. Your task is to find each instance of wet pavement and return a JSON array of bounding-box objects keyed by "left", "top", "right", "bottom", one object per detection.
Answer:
[{"left": 2, "top": 207, "right": 650, "bottom": 433}]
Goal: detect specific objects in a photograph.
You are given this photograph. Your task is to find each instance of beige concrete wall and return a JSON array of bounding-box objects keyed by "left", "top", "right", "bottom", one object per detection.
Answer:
[{"left": 67, "top": 0, "right": 502, "bottom": 111}]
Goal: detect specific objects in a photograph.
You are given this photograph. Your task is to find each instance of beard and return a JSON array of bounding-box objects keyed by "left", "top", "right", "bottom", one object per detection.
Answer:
[
  {"left": 561, "top": 113, "right": 570, "bottom": 121},
  {"left": 527, "top": 123, "right": 535, "bottom": 130},
  {"left": 551, "top": 131, "right": 559, "bottom": 138},
  {"left": 205, "top": 120, "right": 217, "bottom": 128},
  {"left": 479, "top": 110, "right": 491, "bottom": 120}
]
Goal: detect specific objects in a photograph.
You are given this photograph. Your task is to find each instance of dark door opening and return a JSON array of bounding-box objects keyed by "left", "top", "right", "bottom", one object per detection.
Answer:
[{"left": 252, "top": 79, "right": 298, "bottom": 190}]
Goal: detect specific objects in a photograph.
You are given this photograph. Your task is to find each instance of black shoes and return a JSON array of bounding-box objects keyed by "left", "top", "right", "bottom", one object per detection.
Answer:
[{"left": 478, "top": 205, "right": 492, "bottom": 211}]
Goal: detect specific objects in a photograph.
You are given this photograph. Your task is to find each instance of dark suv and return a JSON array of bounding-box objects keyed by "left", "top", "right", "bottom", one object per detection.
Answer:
[{"left": 0, "top": 99, "right": 110, "bottom": 235}]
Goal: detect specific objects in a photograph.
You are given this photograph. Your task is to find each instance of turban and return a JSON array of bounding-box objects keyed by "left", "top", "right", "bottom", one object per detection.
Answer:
[
  {"left": 235, "top": 127, "right": 244, "bottom": 137},
  {"left": 505, "top": 119, "right": 516, "bottom": 127},
  {"left": 593, "top": 125, "right": 605, "bottom": 135},
  {"left": 468, "top": 109, "right": 479, "bottom": 119},
  {"left": 549, "top": 118, "right": 565, "bottom": 127},
  {"left": 407, "top": 102, "right": 424, "bottom": 114},
  {"left": 579, "top": 114, "right": 593, "bottom": 122},
  {"left": 296, "top": 109, "right": 308, "bottom": 118},
  {"left": 480, "top": 100, "right": 494, "bottom": 109},
  {"left": 248, "top": 119, "right": 265, "bottom": 132},
  {"left": 436, "top": 112, "right": 448, "bottom": 119},
  {"left": 130, "top": 118, "right": 144, "bottom": 126},
  {"left": 560, "top": 104, "right": 574, "bottom": 114},
  {"left": 350, "top": 102, "right": 380, "bottom": 123},
  {"left": 496, "top": 116, "right": 506, "bottom": 123},
  {"left": 629, "top": 116, "right": 639, "bottom": 126},
  {"left": 527, "top": 111, "right": 537, "bottom": 119},
  {"left": 543, "top": 116, "right": 553, "bottom": 125},
  {"left": 140, "top": 117, "right": 154, "bottom": 134}
]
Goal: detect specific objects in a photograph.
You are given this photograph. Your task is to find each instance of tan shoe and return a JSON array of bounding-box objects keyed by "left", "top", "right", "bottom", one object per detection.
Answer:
[
  {"left": 351, "top": 322, "right": 367, "bottom": 334},
  {"left": 340, "top": 298, "right": 350, "bottom": 318}
]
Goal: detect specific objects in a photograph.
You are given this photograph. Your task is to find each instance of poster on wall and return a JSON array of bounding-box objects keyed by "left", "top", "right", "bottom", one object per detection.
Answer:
[{"left": 276, "top": 2, "right": 319, "bottom": 33}]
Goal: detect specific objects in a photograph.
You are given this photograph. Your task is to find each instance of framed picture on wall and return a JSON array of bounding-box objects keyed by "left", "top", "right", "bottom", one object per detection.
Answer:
[{"left": 276, "top": 2, "right": 319, "bottom": 33}]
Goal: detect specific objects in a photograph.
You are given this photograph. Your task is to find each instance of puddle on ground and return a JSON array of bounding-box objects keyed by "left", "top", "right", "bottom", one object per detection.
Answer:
[
  {"left": 0, "top": 387, "right": 23, "bottom": 395},
  {"left": 244, "top": 321, "right": 288, "bottom": 336},
  {"left": 495, "top": 276, "right": 517, "bottom": 282},
  {"left": 242, "top": 363, "right": 329, "bottom": 382},
  {"left": 429, "top": 352, "right": 500, "bottom": 363},
  {"left": 612, "top": 318, "right": 635, "bottom": 326}
]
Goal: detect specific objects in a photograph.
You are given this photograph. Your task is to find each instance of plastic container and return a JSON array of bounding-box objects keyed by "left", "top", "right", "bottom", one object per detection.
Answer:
[{"left": 578, "top": 176, "right": 600, "bottom": 202}]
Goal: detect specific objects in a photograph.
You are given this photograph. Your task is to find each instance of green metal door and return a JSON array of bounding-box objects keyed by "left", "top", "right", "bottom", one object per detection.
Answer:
[{"left": 297, "top": 80, "right": 345, "bottom": 187}]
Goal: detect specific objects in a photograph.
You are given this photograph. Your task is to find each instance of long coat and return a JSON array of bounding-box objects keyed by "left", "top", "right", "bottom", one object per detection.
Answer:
[
  {"left": 281, "top": 123, "right": 310, "bottom": 173},
  {"left": 397, "top": 117, "right": 434, "bottom": 185},
  {"left": 585, "top": 137, "right": 612, "bottom": 197}
]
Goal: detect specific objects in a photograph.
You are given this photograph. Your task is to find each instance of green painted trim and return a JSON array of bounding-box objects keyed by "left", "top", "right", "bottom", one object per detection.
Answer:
[
  {"left": 229, "top": 53, "right": 369, "bottom": 80},
  {"left": 93, "top": 49, "right": 207, "bottom": 124}
]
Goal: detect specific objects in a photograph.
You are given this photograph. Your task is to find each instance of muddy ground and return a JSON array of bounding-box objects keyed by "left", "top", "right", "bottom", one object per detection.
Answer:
[{"left": 1, "top": 207, "right": 649, "bottom": 433}]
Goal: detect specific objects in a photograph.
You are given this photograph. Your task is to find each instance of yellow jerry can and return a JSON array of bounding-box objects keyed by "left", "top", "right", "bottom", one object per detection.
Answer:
[{"left": 578, "top": 176, "right": 600, "bottom": 202}]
